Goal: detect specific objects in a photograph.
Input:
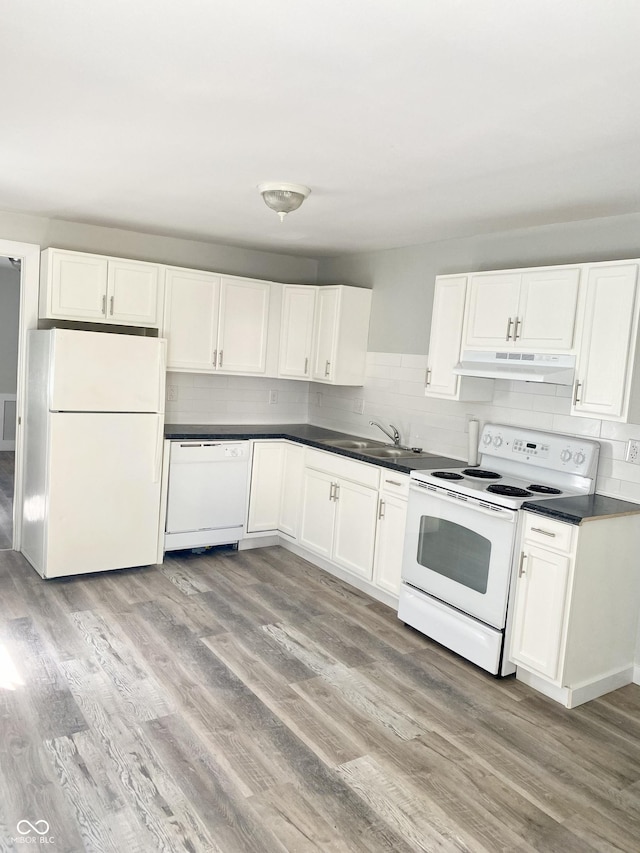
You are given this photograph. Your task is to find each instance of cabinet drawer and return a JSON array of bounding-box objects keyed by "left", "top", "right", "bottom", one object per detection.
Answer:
[
  {"left": 379, "top": 472, "right": 410, "bottom": 498},
  {"left": 523, "top": 513, "right": 574, "bottom": 553},
  {"left": 305, "top": 448, "right": 380, "bottom": 489}
]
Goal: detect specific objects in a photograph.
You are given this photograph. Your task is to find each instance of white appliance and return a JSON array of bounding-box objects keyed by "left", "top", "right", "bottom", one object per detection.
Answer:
[
  {"left": 399, "top": 424, "right": 599, "bottom": 675},
  {"left": 22, "top": 328, "right": 166, "bottom": 578},
  {"left": 164, "top": 440, "right": 250, "bottom": 551},
  {"left": 454, "top": 350, "right": 576, "bottom": 385}
]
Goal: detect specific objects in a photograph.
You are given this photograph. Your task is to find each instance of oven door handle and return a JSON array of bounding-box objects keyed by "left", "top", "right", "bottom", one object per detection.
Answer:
[{"left": 409, "top": 483, "right": 516, "bottom": 522}]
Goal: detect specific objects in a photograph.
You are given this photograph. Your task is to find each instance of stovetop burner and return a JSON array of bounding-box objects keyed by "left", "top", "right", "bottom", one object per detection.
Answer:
[
  {"left": 486, "top": 484, "right": 533, "bottom": 498},
  {"left": 527, "top": 484, "right": 562, "bottom": 495},
  {"left": 432, "top": 471, "right": 464, "bottom": 481},
  {"left": 462, "top": 468, "right": 501, "bottom": 480}
]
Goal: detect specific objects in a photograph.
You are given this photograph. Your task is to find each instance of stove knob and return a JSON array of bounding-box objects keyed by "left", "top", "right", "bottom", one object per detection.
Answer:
[
  {"left": 482, "top": 432, "right": 492, "bottom": 446},
  {"left": 573, "top": 450, "right": 586, "bottom": 466},
  {"left": 560, "top": 448, "right": 572, "bottom": 463},
  {"left": 493, "top": 435, "right": 503, "bottom": 448}
]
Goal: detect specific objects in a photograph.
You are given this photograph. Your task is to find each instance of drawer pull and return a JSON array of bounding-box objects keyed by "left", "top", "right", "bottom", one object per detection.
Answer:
[
  {"left": 385, "top": 479, "right": 402, "bottom": 486},
  {"left": 531, "top": 526, "right": 556, "bottom": 537}
]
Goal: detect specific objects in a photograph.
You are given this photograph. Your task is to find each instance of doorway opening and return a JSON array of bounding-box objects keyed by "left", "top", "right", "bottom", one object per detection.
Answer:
[{"left": 0, "top": 256, "right": 20, "bottom": 549}]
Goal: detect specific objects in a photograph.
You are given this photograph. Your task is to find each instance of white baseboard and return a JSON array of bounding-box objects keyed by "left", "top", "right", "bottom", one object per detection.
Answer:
[
  {"left": 633, "top": 664, "right": 640, "bottom": 685},
  {"left": 516, "top": 664, "right": 634, "bottom": 708},
  {"left": 280, "top": 539, "right": 399, "bottom": 610}
]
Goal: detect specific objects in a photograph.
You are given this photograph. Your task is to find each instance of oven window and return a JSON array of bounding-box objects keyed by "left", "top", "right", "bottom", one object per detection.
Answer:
[{"left": 417, "top": 516, "right": 490, "bottom": 594}]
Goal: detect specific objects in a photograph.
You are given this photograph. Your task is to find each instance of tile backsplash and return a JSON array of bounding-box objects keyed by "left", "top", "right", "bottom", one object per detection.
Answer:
[{"left": 166, "top": 354, "right": 640, "bottom": 503}]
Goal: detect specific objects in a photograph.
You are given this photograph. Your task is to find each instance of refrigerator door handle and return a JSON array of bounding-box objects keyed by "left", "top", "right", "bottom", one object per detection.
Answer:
[
  {"left": 153, "top": 415, "right": 164, "bottom": 483},
  {"left": 158, "top": 340, "right": 167, "bottom": 411}
]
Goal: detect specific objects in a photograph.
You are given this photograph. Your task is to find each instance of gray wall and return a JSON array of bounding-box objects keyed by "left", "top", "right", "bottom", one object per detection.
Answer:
[
  {"left": 0, "top": 210, "right": 318, "bottom": 284},
  {"left": 317, "top": 212, "right": 640, "bottom": 353},
  {"left": 0, "top": 264, "right": 20, "bottom": 393}
]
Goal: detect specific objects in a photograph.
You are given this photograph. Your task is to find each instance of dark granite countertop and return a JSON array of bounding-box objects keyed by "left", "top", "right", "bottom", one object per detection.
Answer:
[
  {"left": 164, "top": 422, "right": 462, "bottom": 474},
  {"left": 522, "top": 493, "right": 640, "bottom": 525}
]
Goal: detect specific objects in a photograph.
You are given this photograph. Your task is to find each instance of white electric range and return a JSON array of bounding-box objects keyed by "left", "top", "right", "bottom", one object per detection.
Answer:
[{"left": 398, "top": 424, "right": 600, "bottom": 675}]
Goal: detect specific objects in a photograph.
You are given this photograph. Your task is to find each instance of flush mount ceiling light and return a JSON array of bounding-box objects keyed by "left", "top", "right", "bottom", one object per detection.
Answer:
[{"left": 258, "top": 182, "right": 311, "bottom": 222}]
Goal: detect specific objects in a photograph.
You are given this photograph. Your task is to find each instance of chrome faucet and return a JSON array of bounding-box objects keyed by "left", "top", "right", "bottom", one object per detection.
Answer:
[{"left": 370, "top": 420, "right": 401, "bottom": 446}]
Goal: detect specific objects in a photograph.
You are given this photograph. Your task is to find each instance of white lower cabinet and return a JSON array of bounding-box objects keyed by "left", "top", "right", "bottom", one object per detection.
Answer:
[
  {"left": 372, "top": 475, "right": 409, "bottom": 595},
  {"left": 509, "top": 510, "right": 640, "bottom": 707},
  {"left": 247, "top": 442, "right": 408, "bottom": 602},
  {"left": 298, "top": 449, "right": 381, "bottom": 582},
  {"left": 246, "top": 441, "right": 303, "bottom": 538}
]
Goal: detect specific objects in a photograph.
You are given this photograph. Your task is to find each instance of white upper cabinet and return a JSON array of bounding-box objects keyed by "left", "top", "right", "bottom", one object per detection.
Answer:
[
  {"left": 163, "top": 268, "right": 220, "bottom": 370},
  {"left": 465, "top": 267, "right": 580, "bottom": 351},
  {"left": 40, "top": 249, "right": 163, "bottom": 327},
  {"left": 163, "top": 269, "right": 270, "bottom": 374},
  {"left": 278, "top": 285, "right": 317, "bottom": 379},
  {"left": 425, "top": 275, "right": 493, "bottom": 401},
  {"left": 571, "top": 262, "right": 640, "bottom": 422},
  {"left": 218, "top": 277, "right": 270, "bottom": 374},
  {"left": 310, "top": 285, "right": 372, "bottom": 386}
]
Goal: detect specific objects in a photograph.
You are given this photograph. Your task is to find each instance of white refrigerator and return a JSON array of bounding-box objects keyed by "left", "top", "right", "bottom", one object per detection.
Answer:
[{"left": 22, "top": 328, "right": 166, "bottom": 578}]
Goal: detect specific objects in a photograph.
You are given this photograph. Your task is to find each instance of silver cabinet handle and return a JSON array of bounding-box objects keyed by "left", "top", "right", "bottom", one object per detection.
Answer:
[
  {"left": 385, "top": 479, "right": 402, "bottom": 486},
  {"left": 573, "top": 380, "right": 582, "bottom": 405},
  {"left": 518, "top": 552, "right": 527, "bottom": 577},
  {"left": 325, "top": 360, "right": 330, "bottom": 377},
  {"left": 334, "top": 482, "right": 340, "bottom": 500},
  {"left": 378, "top": 498, "right": 385, "bottom": 520},
  {"left": 101, "top": 295, "right": 106, "bottom": 315},
  {"left": 531, "top": 527, "right": 556, "bottom": 538},
  {"left": 329, "top": 482, "right": 336, "bottom": 501},
  {"left": 304, "top": 356, "right": 309, "bottom": 373},
  {"left": 513, "top": 317, "right": 521, "bottom": 340},
  {"left": 212, "top": 350, "right": 217, "bottom": 367},
  {"left": 219, "top": 350, "right": 223, "bottom": 367},
  {"left": 109, "top": 295, "right": 114, "bottom": 316},
  {"left": 425, "top": 367, "right": 432, "bottom": 387},
  {"left": 506, "top": 317, "right": 514, "bottom": 340}
]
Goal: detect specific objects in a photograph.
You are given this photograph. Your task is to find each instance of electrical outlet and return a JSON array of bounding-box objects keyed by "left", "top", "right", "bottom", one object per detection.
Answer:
[
  {"left": 353, "top": 398, "right": 365, "bottom": 414},
  {"left": 166, "top": 384, "right": 178, "bottom": 402},
  {"left": 269, "top": 390, "right": 278, "bottom": 405},
  {"left": 626, "top": 439, "right": 640, "bottom": 464}
]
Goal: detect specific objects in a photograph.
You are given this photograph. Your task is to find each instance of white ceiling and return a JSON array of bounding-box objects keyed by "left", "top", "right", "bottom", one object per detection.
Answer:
[{"left": 2, "top": 0, "right": 640, "bottom": 257}]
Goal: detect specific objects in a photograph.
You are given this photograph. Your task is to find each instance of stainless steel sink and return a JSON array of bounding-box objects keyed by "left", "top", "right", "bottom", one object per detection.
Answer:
[
  {"left": 363, "top": 447, "right": 431, "bottom": 459},
  {"left": 318, "top": 438, "right": 385, "bottom": 449}
]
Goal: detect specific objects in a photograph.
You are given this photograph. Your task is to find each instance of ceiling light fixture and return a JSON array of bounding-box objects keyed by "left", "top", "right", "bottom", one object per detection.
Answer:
[{"left": 258, "top": 182, "right": 311, "bottom": 222}]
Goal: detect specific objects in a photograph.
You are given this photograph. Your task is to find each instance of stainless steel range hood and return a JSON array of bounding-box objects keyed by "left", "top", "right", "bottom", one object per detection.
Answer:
[{"left": 453, "top": 351, "right": 576, "bottom": 385}]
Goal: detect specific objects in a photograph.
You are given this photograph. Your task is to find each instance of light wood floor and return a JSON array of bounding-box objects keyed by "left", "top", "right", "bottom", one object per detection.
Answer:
[
  {"left": 0, "top": 451, "right": 14, "bottom": 549},
  {"left": 0, "top": 545, "right": 639, "bottom": 852}
]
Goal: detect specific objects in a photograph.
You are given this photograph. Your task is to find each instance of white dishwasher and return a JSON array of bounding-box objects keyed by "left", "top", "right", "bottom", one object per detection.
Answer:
[{"left": 165, "top": 440, "right": 250, "bottom": 551}]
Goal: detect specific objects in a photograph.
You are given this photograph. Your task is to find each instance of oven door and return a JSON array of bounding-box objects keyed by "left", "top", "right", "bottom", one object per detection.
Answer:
[{"left": 402, "top": 482, "right": 518, "bottom": 629}]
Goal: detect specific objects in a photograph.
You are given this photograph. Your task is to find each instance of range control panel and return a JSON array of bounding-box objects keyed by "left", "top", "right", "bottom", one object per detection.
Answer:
[{"left": 479, "top": 423, "right": 600, "bottom": 477}]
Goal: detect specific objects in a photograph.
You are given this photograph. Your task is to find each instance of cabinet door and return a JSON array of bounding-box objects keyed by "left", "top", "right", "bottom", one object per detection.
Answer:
[
  {"left": 311, "top": 287, "right": 339, "bottom": 381},
  {"left": 49, "top": 251, "right": 108, "bottom": 320},
  {"left": 332, "top": 479, "right": 378, "bottom": 579},
  {"left": 218, "top": 278, "right": 270, "bottom": 374},
  {"left": 298, "top": 468, "right": 336, "bottom": 558},
  {"left": 279, "top": 285, "right": 317, "bottom": 378},
  {"left": 510, "top": 544, "right": 571, "bottom": 681},
  {"left": 465, "top": 273, "right": 521, "bottom": 349},
  {"left": 373, "top": 492, "right": 407, "bottom": 595},
  {"left": 107, "top": 260, "right": 161, "bottom": 327},
  {"left": 247, "top": 442, "right": 284, "bottom": 533},
  {"left": 572, "top": 264, "right": 639, "bottom": 420},
  {"left": 516, "top": 269, "right": 580, "bottom": 351},
  {"left": 426, "top": 276, "right": 466, "bottom": 397},
  {"left": 163, "top": 269, "right": 220, "bottom": 371},
  {"left": 279, "top": 443, "right": 304, "bottom": 539}
]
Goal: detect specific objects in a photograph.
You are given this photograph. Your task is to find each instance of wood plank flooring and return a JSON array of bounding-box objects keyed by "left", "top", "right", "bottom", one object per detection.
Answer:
[
  {"left": 0, "top": 544, "right": 639, "bottom": 851},
  {"left": 0, "top": 451, "right": 14, "bottom": 549}
]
